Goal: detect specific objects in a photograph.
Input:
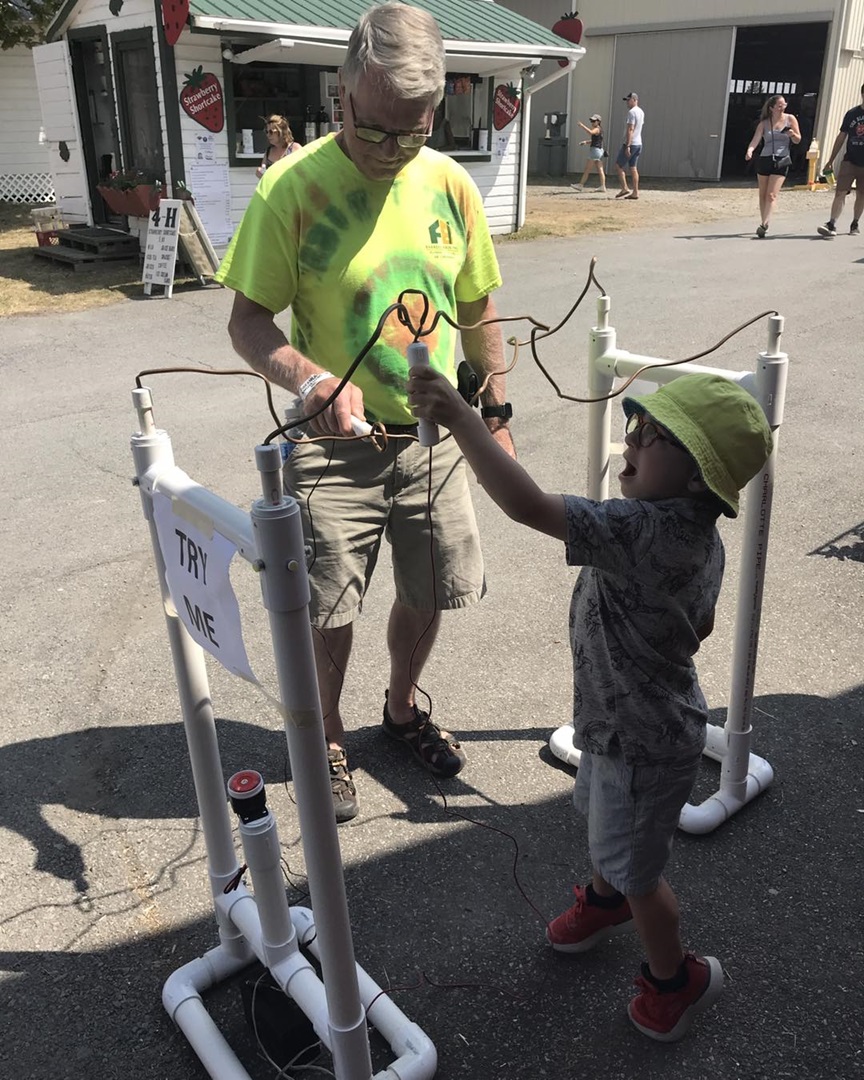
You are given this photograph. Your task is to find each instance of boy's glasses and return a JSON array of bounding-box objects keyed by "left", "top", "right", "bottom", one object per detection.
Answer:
[
  {"left": 348, "top": 94, "right": 431, "bottom": 149},
  {"left": 625, "top": 413, "right": 684, "bottom": 449}
]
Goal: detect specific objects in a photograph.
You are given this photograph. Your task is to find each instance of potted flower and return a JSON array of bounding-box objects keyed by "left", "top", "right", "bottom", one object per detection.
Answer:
[{"left": 97, "top": 169, "right": 165, "bottom": 217}]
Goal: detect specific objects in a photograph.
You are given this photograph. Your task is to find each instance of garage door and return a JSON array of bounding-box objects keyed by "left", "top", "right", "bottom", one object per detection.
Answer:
[{"left": 612, "top": 26, "right": 736, "bottom": 180}]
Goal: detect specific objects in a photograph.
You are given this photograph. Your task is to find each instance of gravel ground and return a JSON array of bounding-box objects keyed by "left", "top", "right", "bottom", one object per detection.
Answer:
[{"left": 521, "top": 174, "right": 834, "bottom": 239}]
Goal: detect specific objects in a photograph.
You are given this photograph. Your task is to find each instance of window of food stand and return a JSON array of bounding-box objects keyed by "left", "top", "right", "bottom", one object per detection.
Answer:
[{"left": 225, "top": 59, "right": 492, "bottom": 165}]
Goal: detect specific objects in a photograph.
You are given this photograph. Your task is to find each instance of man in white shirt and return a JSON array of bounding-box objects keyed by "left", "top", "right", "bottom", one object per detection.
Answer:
[{"left": 615, "top": 91, "right": 645, "bottom": 200}]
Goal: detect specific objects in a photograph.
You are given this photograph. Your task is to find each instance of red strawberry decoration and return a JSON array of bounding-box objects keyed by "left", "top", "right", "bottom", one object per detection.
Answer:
[
  {"left": 180, "top": 67, "right": 225, "bottom": 133},
  {"left": 492, "top": 83, "right": 521, "bottom": 131},
  {"left": 552, "top": 10, "right": 584, "bottom": 66},
  {"left": 162, "top": 0, "right": 189, "bottom": 46}
]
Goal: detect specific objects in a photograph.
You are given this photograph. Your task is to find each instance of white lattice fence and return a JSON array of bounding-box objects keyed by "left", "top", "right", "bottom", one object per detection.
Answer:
[{"left": 0, "top": 172, "right": 55, "bottom": 203}]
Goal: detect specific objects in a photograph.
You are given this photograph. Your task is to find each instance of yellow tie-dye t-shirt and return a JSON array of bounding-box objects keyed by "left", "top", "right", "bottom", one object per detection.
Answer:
[{"left": 216, "top": 134, "right": 502, "bottom": 424}]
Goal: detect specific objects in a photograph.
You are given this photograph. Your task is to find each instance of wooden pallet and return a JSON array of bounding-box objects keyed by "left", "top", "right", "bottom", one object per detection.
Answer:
[{"left": 33, "top": 226, "right": 139, "bottom": 271}]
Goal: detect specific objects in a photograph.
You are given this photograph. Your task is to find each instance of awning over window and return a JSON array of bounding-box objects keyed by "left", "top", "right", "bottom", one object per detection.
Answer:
[{"left": 223, "top": 35, "right": 556, "bottom": 77}]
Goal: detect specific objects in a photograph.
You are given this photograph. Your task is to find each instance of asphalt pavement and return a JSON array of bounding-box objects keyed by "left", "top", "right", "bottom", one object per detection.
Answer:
[{"left": 1, "top": 200, "right": 862, "bottom": 1079}]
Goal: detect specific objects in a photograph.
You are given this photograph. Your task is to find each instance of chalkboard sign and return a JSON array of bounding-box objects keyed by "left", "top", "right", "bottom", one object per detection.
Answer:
[{"left": 142, "top": 199, "right": 182, "bottom": 297}]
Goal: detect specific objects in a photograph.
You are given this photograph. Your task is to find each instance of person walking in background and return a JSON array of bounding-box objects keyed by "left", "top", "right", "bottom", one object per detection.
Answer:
[
  {"left": 745, "top": 94, "right": 801, "bottom": 238},
  {"left": 255, "top": 115, "right": 302, "bottom": 178},
  {"left": 216, "top": 3, "right": 512, "bottom": 822},
  {"left": 408, "top": 367, "right": 773, "bottom": 1042},
  {"left": 615, "top": 92, "right": 644, "bottom": 200},
  {"left": 571, "top": 114, "right": 606, "bottom": 192},
  {"left": 816, "top": 83, "right": 864, "bottom": 238}
]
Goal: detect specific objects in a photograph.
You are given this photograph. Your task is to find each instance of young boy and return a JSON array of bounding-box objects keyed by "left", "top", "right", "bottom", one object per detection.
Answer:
[{"left": 406, "top": 368, "right": 773, "bottom": 1041}]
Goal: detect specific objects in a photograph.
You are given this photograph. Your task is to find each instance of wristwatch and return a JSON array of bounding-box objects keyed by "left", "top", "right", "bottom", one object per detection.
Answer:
[{"left": 481, "top": 403, "right": 513, "bottom": 420}]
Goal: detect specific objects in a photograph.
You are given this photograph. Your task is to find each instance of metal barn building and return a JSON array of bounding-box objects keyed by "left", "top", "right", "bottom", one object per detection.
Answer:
[{"left": 501, "top": 0, "right": 864, "bottom": 179}]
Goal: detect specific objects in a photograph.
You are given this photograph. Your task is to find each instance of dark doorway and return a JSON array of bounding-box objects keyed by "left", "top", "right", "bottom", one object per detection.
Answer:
[
  {"left": 68, "top": 30, "right": 121, "bottom": 225},
  {"left": 113, "top": 31, "right": 165, "bottom": 183},
  {"left": 722, "top": 22, "right": 829, "bottom": 178}
]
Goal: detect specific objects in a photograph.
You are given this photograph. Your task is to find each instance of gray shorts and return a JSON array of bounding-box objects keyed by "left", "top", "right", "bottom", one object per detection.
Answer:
[
  {"left": 283, "top": 432, "right": 485, "bottom": 628},
  {"left": 573, "top": 744, "right": 701, "bottom": 896},
  {"left": 836, "top": 158, "right": 864, "bottom": 195}
]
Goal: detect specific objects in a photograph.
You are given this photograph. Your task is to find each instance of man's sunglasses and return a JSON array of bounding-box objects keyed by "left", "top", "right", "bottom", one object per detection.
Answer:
[{"left": 348, "top": 93, "right": 431, "bottom": 149}]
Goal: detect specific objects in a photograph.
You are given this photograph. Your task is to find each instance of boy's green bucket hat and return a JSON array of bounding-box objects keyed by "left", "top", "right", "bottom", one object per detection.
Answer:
[{"left": 622, "top": 373, "right": 773, "bottom": 518}]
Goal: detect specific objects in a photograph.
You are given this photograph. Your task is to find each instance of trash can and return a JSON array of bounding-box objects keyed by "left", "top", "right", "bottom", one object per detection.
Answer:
[{"left": 537, "top": 137, "right": 569, "bottom": 177}]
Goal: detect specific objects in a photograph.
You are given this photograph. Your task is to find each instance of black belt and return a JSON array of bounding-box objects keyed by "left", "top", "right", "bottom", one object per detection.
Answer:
[{"left": 366, "top": 418, "right": 418, "bottom": 435}]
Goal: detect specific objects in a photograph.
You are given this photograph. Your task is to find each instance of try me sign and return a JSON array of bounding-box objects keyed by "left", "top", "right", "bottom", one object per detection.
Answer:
[{"left": 152, "top": 492, "right": 256, "bottom": 682}]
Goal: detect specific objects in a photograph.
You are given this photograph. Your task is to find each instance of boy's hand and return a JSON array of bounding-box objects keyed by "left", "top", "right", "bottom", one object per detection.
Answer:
[{"left": 407, "top": 366, "right": 473, "bottom": 431}]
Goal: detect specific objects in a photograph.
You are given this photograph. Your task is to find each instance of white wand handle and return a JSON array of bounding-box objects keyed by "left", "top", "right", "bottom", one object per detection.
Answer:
[{"left": 407, "top": 342, "right": 439, "bottom": 447}]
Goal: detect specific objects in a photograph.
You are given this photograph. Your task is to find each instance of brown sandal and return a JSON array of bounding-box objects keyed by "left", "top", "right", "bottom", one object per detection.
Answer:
[
  {"left": 382, "top": 693, "right": 466, "bottom": 778},
  {"left": 327, "top": 747, "right": 358, "bottom": 822}
]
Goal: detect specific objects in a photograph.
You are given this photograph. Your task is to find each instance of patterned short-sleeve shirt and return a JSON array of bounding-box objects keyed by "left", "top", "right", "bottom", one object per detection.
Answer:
[{"left": 564, "top": 495, "right": 724, "bottom": 763}]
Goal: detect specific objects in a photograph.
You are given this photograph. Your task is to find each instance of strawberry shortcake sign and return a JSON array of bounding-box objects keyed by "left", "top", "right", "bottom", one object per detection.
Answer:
[
  {"left": 492, "top": 83, "right": 521, "bottom": 130},
  {"left": 180, "top": 67, "right": 225, "bottom": 133}
]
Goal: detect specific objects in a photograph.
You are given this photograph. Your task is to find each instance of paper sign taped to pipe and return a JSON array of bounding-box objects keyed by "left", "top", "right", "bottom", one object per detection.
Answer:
[{"left": 152, "top": 492, "right": 256, "bottom": 682}]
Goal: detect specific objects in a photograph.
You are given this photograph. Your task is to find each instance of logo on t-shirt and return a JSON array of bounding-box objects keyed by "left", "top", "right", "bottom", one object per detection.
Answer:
[{"left": 428, "top": 219, "right": 454, "bottom": 245}]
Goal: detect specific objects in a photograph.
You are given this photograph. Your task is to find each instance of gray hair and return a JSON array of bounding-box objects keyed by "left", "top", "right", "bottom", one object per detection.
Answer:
[{"left": 341, "top": 3, "right": 446, "bottom": 105}]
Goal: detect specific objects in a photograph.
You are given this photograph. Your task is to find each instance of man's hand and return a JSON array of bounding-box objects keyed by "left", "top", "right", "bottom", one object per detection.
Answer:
[
  {"left": 303, "top": 376, "right": 365, "bottom": 437},
  {"left": 226, "top": 294, "right": 365, "bottom": 438}
]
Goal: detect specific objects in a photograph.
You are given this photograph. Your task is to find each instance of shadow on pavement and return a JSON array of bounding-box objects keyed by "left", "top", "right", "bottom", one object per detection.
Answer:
[{"left": 2, "top": 686, "right": 862, "bottom": 1078}]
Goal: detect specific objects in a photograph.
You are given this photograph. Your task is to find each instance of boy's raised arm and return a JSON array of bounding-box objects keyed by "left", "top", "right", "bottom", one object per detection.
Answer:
[{"left": 408, "top": 366, "right": 567, "bottom": 541}]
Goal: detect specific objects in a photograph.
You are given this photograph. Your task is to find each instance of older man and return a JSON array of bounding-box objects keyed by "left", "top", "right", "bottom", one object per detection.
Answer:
[
  {"left": 615, "top": 91, "right": 645, "bottom": 200},
  {"left": 215, "top": 3, "right": 513, "bottom": 821}
]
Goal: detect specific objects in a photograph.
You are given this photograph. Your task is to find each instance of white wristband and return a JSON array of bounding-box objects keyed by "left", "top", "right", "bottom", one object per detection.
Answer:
[{"left": 298, "top": 371, "right": 335, "bottom": 401}]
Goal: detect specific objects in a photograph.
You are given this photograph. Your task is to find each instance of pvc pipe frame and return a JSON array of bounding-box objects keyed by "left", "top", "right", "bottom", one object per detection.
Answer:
[
  {"left": 563, "top": 299, "right": 788, "bottom": 834},
  {"left": 131, "top": 388, "right": 436, "bottom": 1080}
]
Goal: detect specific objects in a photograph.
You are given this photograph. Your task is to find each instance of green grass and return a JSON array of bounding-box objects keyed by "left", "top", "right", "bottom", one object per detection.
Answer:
[{"left": 0, "top": 203, "right": 203, "bottom": 318}]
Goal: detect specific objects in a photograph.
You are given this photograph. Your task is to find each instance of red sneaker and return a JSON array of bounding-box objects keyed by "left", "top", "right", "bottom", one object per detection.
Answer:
[
  {"left": 628, "top": 953, "right": 723, "bottom": 1042},
  {"left": 546, "top": 885, "right": 635, "bottom": 953}
]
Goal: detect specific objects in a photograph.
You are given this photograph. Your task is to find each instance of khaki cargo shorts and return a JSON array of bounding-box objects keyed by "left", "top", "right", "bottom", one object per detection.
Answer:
[{"left": 283, "top": 432, "right": 485, "bottom": 628}]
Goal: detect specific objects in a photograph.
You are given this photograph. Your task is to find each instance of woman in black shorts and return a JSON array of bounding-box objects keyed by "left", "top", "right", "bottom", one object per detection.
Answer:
[{"left": 745, "top": 94, "right": 802, "bottom": 238}]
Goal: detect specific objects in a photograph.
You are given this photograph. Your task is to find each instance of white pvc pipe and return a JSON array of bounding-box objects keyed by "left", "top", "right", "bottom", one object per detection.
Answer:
[
  {"left": 212, "top": 894, "right": 437, "bottom": 1079},
  {"left": 600, "top": 351, "right": 753, "bottom": 386},
  {"left": 550, "top": 722, "right": 776, "bottom": 835},
  {"left": 679, "top": 754, "right": 774, "bottom": 834},
  {"left": 131, "top": 404, "right": 246, "bottom": 916},
  {"left": 718, "top": 346, "right": 786, "bottom": 806},
  {"left": 217, "top": 889, "right": 336, "bottom": 1046},
  {"left": 564, "top": 313, "right": 788, "bottom": 834},
  {"left": 134, "top": 393, "right": 436, "bottom": 1080},
  {"left": 586, "top": 296, "right": 616, "bottom": 500},
  {"left": 549, "top": 723, "right": 581, "bottom": 768},
  {"left": 290, "top": 909, "right": 437, "bottom": 1080},
  {"left": 141, "top": 462, "right": 256, "bottom": 563},
  {"left": 251, "top": 458, "right": 372, "bottom": 1080},
  {"left": 163, "top": 946, "right": 257, "bottom": 1080},
  {"left": 236, "top": 810, "right": 299, "bottom": 971}
]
